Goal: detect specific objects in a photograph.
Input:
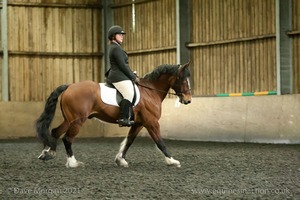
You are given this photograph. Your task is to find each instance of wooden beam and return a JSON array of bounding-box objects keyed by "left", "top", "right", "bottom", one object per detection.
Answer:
[
  {"left": 4, "top": 2, "right": 102, "bottom": 8},
  {"left": 5, "top": 51, "right": 103, "bottom": 58},
  {"left": 187, "top": 34, "right": 276, "bottom": 48},
  {"left": 110, "top": 0, "right": 157, "bottom": 8},
  {"left": 287, "top": 30, "right": 300, "bottom": 36},
  {"left": 126, "top": 46, "right": 176, "bottom": 55}
]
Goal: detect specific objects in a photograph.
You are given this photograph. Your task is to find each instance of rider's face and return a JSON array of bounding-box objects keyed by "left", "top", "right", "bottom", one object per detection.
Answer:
[{"left": 115, "top": 34, "right": 124, "bottom": 44}]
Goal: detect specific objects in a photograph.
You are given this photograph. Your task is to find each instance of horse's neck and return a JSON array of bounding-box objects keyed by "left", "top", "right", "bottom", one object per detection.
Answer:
[{"left": 145, "top": 75, "right": 172, "bottom": 101}]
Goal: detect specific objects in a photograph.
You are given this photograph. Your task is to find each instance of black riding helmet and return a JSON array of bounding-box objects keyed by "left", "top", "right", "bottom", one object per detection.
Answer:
[{"left": 108, "top": 25, "right": 126, "bottom": 40}]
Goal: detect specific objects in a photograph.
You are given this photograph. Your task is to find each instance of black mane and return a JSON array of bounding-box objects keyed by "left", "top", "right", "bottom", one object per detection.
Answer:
[
  {"left": 143, "top": 64, "right": 189, "bottom": 81},
  {"left": 143, "top": 64, "right": 191, "bottom": 80}
]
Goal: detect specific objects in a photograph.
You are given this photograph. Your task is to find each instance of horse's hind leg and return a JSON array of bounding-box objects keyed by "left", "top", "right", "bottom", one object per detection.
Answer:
[
  {"left": 63, "top": 119, "right": 85, "bottom": 168},
  {"left": 38, "top": 120, "right": 69, "bottom": 161},
  {"left": 51, "top": 120, "right": 69, "bottom": 140}
]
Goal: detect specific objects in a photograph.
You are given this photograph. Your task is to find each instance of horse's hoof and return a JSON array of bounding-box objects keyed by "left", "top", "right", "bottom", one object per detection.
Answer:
[
  {"left": 65, "top": 161, "right": 84, "bottom": 168},
  {"left": 65, "top": 156, "right": 84, "bottom": 168},
  {"left": 115, "top": 156, "right": 129, "bottom": 167},
  {"left": 165, "top": 157, "right": 181, "bottom": 168},
  {"left": 38, "top": 148, "right": 56, "bottom": 161}
]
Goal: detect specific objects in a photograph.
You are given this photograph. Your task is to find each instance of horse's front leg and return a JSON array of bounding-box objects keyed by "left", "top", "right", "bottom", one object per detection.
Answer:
[
  {"left": 115, "top": 124, "right": 143, "bottom": 167},
  {"left": 146, "top": 122, "right": 181, "bottom": 168}
]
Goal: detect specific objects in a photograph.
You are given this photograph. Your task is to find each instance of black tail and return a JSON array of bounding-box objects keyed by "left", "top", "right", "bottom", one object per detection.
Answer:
[{"left": 35, "top": 84, "right": 69, "bottom": 149}]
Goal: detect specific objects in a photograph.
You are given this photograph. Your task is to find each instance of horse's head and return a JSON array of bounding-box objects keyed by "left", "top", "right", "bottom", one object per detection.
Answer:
[{"left": 171, "top": 62, "right": 192, "bottom": 105}]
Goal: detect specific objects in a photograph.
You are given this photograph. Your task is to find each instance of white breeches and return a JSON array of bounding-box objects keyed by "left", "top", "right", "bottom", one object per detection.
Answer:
[{"left": 113, "top": 80, "right": 134, "bottom": 102}]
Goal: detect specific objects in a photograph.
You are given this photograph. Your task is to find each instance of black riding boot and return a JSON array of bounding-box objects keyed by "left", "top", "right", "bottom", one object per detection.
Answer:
[{"left": 118, "top": 99, "right": 134, "bottom": 127}]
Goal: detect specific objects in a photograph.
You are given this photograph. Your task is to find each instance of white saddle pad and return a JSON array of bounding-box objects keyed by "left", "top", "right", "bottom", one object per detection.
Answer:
[{"left": 99, "top": 83, "right": 140, "bottom": 107}]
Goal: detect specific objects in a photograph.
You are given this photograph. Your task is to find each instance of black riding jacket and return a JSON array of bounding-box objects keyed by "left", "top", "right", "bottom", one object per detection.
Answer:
[{"left": 106, "top": 42, "right": 136, "bottom": 84}]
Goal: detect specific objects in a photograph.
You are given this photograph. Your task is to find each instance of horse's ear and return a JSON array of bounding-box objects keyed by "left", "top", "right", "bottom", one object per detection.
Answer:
[
  {"left": 183, "top": 60, "right": 191, "bottom": 68},
  {"left": 178, "top": 61, "right": 190, "bottom": 73}
]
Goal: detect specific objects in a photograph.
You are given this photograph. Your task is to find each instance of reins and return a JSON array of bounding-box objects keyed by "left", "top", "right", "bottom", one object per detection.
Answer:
[
  {"left": 135, "top": 82, "right": 178, "bottom": 96},
  {"left": 134, "top": 64, "right": 192, "bottom": 96}
]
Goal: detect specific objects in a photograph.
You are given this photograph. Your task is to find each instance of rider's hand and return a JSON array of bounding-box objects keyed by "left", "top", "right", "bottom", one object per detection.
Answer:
[{"left": 134, "top": 77, "right": 140, "bottom": 84}]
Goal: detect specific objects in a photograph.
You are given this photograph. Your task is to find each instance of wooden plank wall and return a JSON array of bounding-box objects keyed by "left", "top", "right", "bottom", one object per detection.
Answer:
[
  {"left": 292, "top": 0, "right": 300, "bottom": 93},
  {"left": 190, "top": 0, "right": 276, "bottom": 96},
  {"left": 3, "top": 0, "right": 102, "bottom": 101},
  {"left": 111, "top": 0, "right": 176, "bottom": 78},
  {"left": 1, "top": 0, "right": 298, "bottom": 101}
]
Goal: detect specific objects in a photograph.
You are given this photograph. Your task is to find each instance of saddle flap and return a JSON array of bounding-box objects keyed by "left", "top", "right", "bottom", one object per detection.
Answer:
[{"left": 99, "top": 83, "right": 140, "bottom": 107}]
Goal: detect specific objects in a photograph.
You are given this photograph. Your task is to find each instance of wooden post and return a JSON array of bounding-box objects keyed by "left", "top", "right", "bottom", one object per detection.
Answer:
[
  {"left": 102, "top": 0, "right": 113, "bottom": 82},
  {"left": 176, "top": 0, "right": 190, "bottom": 64},
  {"left": 1, "top": 0, "right": 8, "bottom": 101},
  {"left": 176, "top": 0, "right": 192, "bottom": 91},
  {"left": 276, "top": 0, "right": 293, "bottom": 95}
]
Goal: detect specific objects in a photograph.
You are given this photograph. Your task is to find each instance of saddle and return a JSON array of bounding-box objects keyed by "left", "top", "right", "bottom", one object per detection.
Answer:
[{"left": 99, "top": 83, "right": 140, "bottom": 107}]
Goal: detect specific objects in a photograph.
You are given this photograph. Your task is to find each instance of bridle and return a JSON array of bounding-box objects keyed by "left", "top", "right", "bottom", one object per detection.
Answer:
[
  {"left": 136, "top": 76, "right": 191, "bottom": 97},
  {"left": 170, "top": 76, "right": 192, "bottom": 96}
]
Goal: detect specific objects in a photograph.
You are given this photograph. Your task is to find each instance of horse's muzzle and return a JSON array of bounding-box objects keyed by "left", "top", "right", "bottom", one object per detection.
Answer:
[
  {"left": 180, "top": 97, "right": 192, "bottom": 105},
  {"left": 182, "top": 100, "right": 191, "bottom": 105}
]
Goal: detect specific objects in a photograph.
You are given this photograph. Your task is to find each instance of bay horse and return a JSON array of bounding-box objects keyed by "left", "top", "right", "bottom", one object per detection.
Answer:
[{"left": 36, "top": 62, "right": 192, "bottom": 168}]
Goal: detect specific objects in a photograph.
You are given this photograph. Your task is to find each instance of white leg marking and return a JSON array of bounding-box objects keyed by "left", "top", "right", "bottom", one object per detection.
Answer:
[
  {"left": 115, "top": 138, "right": 129, "bottom": 167},
  {"left": 38, "top": 147, "right": 51, "bottom": 159},
  {"left": 119, "top": 138, "right": 127, "bottom": 153},
  {"left": 165, "top": 157, "right": 181, "bottom": 168},
  {"left": 38, "top": 147, "right": 56, "bottom": 160},
  {"left": 65, "top": 155, "right": 84, "bottom": 168}
]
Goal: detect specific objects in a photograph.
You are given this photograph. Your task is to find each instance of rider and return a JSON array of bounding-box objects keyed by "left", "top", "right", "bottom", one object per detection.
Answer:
[{"left": 105, "top": 25, "right": 139, "bottom": 127}]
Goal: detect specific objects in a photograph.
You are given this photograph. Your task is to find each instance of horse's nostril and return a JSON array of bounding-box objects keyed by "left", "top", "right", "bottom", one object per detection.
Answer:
[{"left": 184, "top": 100, "right": 191, "bottom": 105}]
